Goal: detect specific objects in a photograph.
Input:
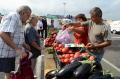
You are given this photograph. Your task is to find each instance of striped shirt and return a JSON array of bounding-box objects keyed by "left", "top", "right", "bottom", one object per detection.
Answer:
[{"left": 0, "top": 12, "right": 25, "bottom": 58}]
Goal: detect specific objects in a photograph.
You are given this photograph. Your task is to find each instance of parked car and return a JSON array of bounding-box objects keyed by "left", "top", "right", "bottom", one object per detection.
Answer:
[{"left": 110, "top": 21, "right": 120, "bottom": 34}]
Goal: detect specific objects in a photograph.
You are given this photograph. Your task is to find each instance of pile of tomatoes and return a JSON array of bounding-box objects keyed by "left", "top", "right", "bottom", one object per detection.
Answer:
[
  {"left": 44, "top": 32, "right": 57, "bottom": 47},
  {"left": 52, "top": 42, "right": 95, "bottom": 64}
]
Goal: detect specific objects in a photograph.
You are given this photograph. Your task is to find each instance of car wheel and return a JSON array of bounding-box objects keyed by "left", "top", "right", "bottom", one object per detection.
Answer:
[{"left": 112, "top": 30, "right": 117, "bottom": 34}]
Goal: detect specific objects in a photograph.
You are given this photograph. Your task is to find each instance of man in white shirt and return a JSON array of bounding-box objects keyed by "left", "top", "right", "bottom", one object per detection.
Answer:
[
  {"left": 0, "top": 5, "right": 31, "bottom": 79},
  {"left": 36, "top": 16, "right": 44, "bottom": 38}
]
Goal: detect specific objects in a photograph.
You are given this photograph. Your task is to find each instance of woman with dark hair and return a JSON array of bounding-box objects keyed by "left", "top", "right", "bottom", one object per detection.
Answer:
[{"left": 67, "top": 13, "right": 88, "bottom": 45}]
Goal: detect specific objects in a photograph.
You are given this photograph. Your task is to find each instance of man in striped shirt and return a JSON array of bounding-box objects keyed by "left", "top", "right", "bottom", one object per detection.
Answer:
[{"left": 0, "top": 5, "right": 31, "bottom": 79}]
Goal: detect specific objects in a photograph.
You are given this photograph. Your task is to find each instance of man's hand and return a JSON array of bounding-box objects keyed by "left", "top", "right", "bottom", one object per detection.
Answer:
[
  {"left": 85, "top": 43, "right": 95, "bottom": 49},
  {"left": 22, "top": 43, "right": 31, "bottom": 50}
]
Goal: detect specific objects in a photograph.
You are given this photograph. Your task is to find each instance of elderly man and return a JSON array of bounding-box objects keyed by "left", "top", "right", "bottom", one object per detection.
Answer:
[
  {"left": 68, "top": 7, "right": 111, "bottom": 70},
  {"left": 0, "top": 5, "right": 31, "bottom": 79}
]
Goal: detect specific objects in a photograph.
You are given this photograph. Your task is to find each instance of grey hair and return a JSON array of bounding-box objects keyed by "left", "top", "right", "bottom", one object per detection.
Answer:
[
  {"left": 26, "top": 14, "right": 37, "bottom": 23},
  {"left": 17, "top": 5, "right": 31, "bottom": 14},
  {"left": 90, "top": 7, "right": 102, "bottom": 17}
]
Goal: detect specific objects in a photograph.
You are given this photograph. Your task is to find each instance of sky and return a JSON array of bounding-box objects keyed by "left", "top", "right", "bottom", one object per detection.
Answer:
[{"left": 0, "top": 0, "right": 120, "bottom": 20}]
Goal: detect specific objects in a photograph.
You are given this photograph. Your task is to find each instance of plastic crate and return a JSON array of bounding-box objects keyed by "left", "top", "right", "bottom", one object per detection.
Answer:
[
  {"left": 53, "top": 51, "right": 67, "bottom": 69},
  {"left": 53, "top": 47, "right": 98, "bottom": 69}
]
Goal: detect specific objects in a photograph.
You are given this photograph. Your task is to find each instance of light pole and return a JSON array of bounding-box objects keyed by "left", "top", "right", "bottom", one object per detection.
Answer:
[{"left": 63, "top": 2, "right": 66, "bottom": 17}]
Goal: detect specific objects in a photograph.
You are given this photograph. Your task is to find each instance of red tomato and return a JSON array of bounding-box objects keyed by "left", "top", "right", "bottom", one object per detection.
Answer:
[
  {"left": 74, "top": 54, "right": 80, "bottom": 58},
  {"left": 63, "top": 58, "right": 69, "bottom": 63},
  {"left": 81, "top": 53, "right": 90, "bottom": 57},
  {"left": 53, "top": 43, "right": 58, "bottom": 47},
  {"left": 70, "top": 54, "right": 74, "bottom": 57},
  {"left": 74, "top": 52, "right": 80, "bottom": 58},
  {"left": 58, "top": 55, "right": 62, "bottom": 59},
  {"left": 68, "top": 50, "right": 73, "bottom": 53},
  {"left": 89, "top": 56, "right": 95, "bottom": 61},
  {"left": 60, "top": 55, "right": 64, "bottom": 59},
  {"left": 62, "top": 47, "right": 69, "bottom": 53},
  {"left": 75, "top": 51, "right": 81, "bottom": 56},
  {"left": 58, "top": 44, "right": 64, "bottom": 48},
  {"left": 62, "top": 54, "right": 65, "bottom": 58},
  {"left": 45, "top": 42, "right": 49, "bottom": 45},
  {"left": 50, "top": 37, "right": 55, "bottom": 41},
  {"left": 65, "top": 54, "right": 70, "bottom": 59},
  {"left": 45, "top": 38, "right": 50, "bottom": 42},
  {"left": 55, "top": 47, "right": 60, "bottom": 50},
  {"left": 69, "top": 57, "right": 74, "bottom": 61},
  {"left": 60, "top": 59, "right": 64, "bottom": 62}
]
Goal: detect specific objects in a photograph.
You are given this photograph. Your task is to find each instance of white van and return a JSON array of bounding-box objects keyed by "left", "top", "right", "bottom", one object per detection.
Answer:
[
  {"left": 110, "top": 21, "right": 120, "bottom": 34},
  {"left": 61, "top": 18, "right": 72, "bottom": 24}
]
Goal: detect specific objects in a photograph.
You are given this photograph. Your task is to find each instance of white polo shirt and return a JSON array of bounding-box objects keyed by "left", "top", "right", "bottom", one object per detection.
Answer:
[
  {"left": 0, "top": 12, "right": 25, "bottom": 58},
  {"left": 36, "top": 20, "right": 43, "bottom": 30}
]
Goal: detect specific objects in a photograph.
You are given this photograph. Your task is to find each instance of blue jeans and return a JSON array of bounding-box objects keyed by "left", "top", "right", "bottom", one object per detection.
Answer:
[
  {"left": 91, "top": 49, "right": 104, "bottom": 71},
  {"left": 91, "top": 49, "right": 104, "bottom": 62}
]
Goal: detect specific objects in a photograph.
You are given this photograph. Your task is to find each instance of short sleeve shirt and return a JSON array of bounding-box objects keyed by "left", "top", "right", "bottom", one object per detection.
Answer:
[
  {"left": 81, "top": 20, "right": 111, "bottom": 54},
  {"left": 81, "top": 20, "right": 111, "bottom": 43},
  {"left": 24, "top": 24, "right": 40, "bottom": 46},
  {"left": 0, "top": 12, "right": 24, "bottom": 58}
]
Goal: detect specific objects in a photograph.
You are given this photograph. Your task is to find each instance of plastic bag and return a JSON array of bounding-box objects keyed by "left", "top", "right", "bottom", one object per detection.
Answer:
[
  {"left": 55, "top": 29, "right": 74, "bottom": 44},
  {"left": 11, "top": 51, "right": 34, "bottom": 79}
]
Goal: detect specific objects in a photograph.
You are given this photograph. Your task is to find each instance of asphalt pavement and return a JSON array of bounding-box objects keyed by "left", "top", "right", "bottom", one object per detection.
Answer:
[{"left": 102, "top": 33, "right": 120, "bottom": 77}]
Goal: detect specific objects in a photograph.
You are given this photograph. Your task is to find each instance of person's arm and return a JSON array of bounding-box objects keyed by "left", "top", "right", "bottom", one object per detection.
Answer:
[
  {"left": 95, "top": 40, "right": 111, "bottom": 48},
  {"left": 22, "top": 42, "right": 31, "bottom": 50},
  {"left": 0, "top": 32, "right": 27, "bottom": 58},
  {"left": 66, "top": 21, "right": 90, "bottom": 33},
  {"left": 86, "top": 25, "right": 112, "bottom": 49},
  {"left": 67, "top": 20, "right": 90, "bottom": 27},
  {"left": 86, "top": 40, "right": 111, "bottom": 50},
  {"left": 0, "top": 32, "right": 18, "bottom": 50},
  {"left": 68, "top": 26, "right": 86, "bottom": 34},
  {"left": 31, "top": 41, "right": 41, "bottom": 51}
]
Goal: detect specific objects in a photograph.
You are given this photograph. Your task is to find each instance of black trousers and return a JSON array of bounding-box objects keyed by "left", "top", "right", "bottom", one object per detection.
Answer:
[
  {"left": 44, "top": 29, "right": 47, "bottom": 38},
  {"left": 38, "top": 29, "right": 47, "bottom": 38},
  {"left": 38, "top": 30, "right": 44, "bottom": 38}
]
